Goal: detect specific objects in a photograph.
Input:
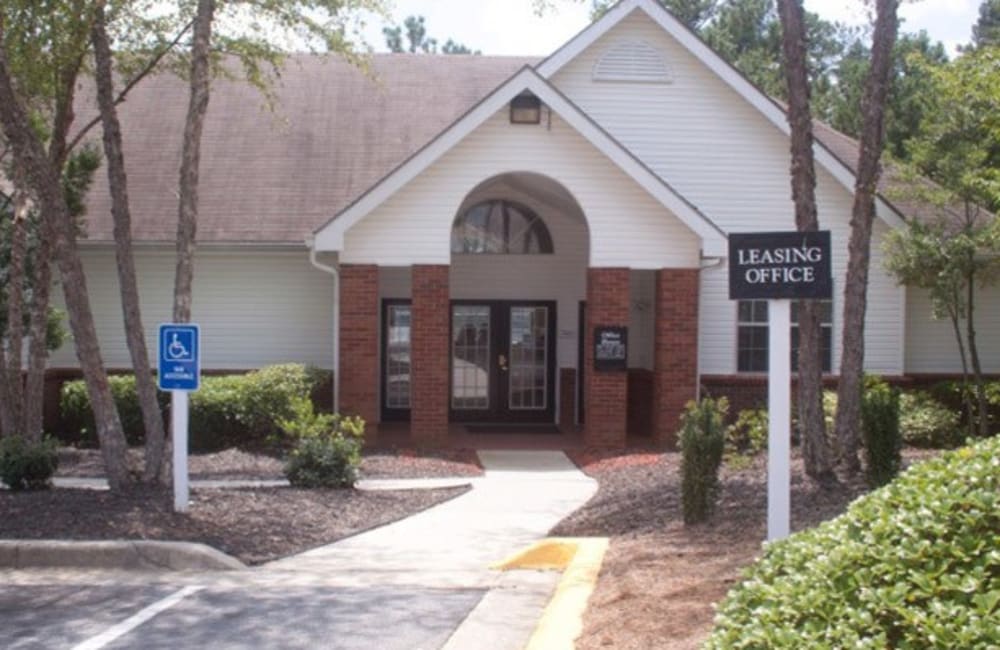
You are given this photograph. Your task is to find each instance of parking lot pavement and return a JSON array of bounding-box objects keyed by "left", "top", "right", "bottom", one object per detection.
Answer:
[{"left": 2, "top": 583, "right": 487, "bottom": 650}]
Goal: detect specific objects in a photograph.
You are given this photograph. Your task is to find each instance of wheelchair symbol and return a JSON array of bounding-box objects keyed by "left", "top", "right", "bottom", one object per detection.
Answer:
[{"left": 165, "top": 332, "right": 193, "bottom": 361}]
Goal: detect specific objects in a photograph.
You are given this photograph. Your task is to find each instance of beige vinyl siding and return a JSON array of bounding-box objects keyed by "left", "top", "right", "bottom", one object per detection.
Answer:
[
  {"left": 552, "top": 10, "right": 905, "bottom": 376},
  {"left": 342, "top": 109, "right": 701, "bottom": 269},
  {"left": 906, "top": 286, "right": 1000, "bottom": 374},
  {"left": 48, "top": 249, "right": 334, "bottom": 370}
]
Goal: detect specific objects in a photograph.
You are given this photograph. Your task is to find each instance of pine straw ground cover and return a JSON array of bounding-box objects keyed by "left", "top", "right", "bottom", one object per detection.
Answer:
[
  {"left": 557, "top": 448, "right": 941, "bottom": 650},
  {"left": 1, "top": 447, "right": 481, "bottom": 565}
]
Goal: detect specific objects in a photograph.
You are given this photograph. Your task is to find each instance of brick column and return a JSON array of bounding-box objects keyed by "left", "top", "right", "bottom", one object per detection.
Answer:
[
  {"left": 339, "top": 264, "right": 379, "bottom": 426},
  {"left": 653, "top": 268, "right": 700, "bottom": 447},
  {"left": 585, "top": 268, "right": 630, "bottom": 446},
  {"left": 411, "top": 265, "right": 450, "bottom": 445}
]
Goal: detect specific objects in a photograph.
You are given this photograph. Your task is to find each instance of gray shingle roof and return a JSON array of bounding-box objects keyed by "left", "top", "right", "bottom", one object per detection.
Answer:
[
  {"left": 75, "top": 52, "right": 922, "bottom": 245},
  {"left": 77, "top": 53, "right": 536, "bottom": 244}
]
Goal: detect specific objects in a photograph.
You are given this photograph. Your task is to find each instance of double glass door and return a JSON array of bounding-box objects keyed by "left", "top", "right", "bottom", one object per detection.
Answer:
[{"left": 450, "top": 301, "right": 556, "bottom": 423}]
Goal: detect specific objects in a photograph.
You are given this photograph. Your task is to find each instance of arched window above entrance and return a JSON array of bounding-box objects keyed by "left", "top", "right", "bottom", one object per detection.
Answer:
[{"left": 450, "top": 200, "right": 554, "bottom": 254}]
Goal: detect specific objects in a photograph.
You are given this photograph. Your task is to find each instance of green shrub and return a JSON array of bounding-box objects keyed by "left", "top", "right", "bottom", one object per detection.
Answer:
[
  {"left": 0, "top": 436, "right": 59, "bottom": 490},
  {"left": 189, "top": 374, "right": 245, "bottom": 451},
  {"left": 678, "top": 397, "right": 727, "bottom": 524},
  {"left": 931, "top": 379, "right": 1000, "bottom": 435},
  {"left": 861, "top": 378, "right": 902, "bottom": 488},
  {"left": 900, "top": 391, "right": 962, "bottom": 448},
  {"left": 725, "top": 408, "right": 767, "bottom": 468},
  {"left": 59, "top": 364, "right": 330, "bottom": 452},
  {"left": 59, "top": 375, "right": 164, "bottom": 446},
  {"left": 283, "top": 412, "right": 365, "bottom": 488},
  {"left": 236, "top": 363, "right": 316, "bottom": 437},
  {"left": 707, "top": 435, "right": 1000, "bottom": 649}
]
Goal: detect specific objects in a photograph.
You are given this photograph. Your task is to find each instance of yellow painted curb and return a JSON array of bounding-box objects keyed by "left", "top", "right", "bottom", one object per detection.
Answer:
[
  {"left": 492, "top": 538, "right": 579, "bottom": 571},
  {"left": 512, "top": 537, "right": 611, "bottom": 650}
]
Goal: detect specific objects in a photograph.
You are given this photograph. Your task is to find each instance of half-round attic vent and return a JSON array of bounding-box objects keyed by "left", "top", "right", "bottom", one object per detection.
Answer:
[{"left": 593, "top": 40, "right": 672, "bottom": 84}]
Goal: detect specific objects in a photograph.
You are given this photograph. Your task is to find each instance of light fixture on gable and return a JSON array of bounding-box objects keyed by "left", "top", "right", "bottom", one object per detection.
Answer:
[{"left": 510, "top": 92, "right": 542, "bottom": 124}]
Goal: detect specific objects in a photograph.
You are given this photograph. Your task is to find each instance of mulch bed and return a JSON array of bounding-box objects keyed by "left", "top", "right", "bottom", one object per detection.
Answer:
[
  {"left": 0, "top": 485, "right": 468, "bottom": 565},
  {"left": 56, "top": 447, "right": 484, "bottom": 481},
  {"left": 1, "top": 446, "right": 483, "bottom": 566},
  {"left": 558, "top": 447, "right": 942, "bottom": 650}
]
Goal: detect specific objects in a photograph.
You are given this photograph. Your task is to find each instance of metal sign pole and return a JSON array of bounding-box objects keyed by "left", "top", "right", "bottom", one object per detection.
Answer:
[
  {"left": 172, "top": 390, "right": 190, "bottom": 513},
  {"left": 767, "top": 299, "right": 791, "bottom": 540}
]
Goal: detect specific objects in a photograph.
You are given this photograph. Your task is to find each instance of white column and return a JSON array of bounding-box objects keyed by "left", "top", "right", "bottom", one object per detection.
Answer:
[
  {"left": 767, "top": 299, "right": 791, "bottom": 541},
  {"left": 172, "top": 391, "right": 189, "bottom": 513}
]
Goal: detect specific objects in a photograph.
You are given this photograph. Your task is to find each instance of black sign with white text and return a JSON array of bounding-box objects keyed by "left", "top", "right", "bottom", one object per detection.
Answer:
[
  {"left": 593, "top": 326, "right": 627, "bottom": 371},
  {"left": 728, "top": 231, "right": 832, "bottom": 300}
]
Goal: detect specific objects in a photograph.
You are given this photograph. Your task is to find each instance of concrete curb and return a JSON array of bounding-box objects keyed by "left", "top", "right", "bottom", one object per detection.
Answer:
[
  {"left": 515, "top": 537, "right": 610, "bottom": 650},
  {"left": 0, "top": 540, "right": 245, "bottom": 571}
]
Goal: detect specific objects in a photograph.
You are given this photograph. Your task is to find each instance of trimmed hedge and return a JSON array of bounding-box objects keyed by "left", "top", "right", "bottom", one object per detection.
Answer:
[
  {"left": 707, "top": 435, "right": 1000, "bottom": 649},
  {"left": 60, "top": 375, "right": 167, "bottom": 446},
  {"left": 59, "top": 364, "right": 332, "bottom": 452}
]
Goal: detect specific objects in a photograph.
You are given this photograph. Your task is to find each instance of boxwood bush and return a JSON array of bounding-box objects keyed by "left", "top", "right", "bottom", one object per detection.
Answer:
[
  {"left": 59, "top": 364, "right": 331, "bottom": 451},
  {"left": 900, "top": 391, "right": 962, "bottom": 448},
  {"left": 0, "top": 436, "right": 59, "bottom": 490},
  {"left": 707, "top": 435, "right": 1000, "bottom": 649},
  {"left": 725, "top": 407, "right": 767, "bottom": 468},
  {"left": 281, "top": 399, "right": 365, "bottom": 488}
]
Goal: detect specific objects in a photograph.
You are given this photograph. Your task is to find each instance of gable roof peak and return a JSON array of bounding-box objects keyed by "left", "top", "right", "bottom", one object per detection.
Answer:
[{"left": 537, "top": 0, "right": 904, "bottom": 228}]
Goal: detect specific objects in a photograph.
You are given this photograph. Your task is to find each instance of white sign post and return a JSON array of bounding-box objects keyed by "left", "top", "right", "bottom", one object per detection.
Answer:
[
  {"left": 728, "top": 231, "right": 832, "bottom": 542},
  {"left": 172, "top": 391, "right": 190, "bottom": 512},
  {"left": 158, "top": 324, "right": 200, "bottom": 513},
  {"left": 767, "top": 300, "right": 791, "bottom": 540}
]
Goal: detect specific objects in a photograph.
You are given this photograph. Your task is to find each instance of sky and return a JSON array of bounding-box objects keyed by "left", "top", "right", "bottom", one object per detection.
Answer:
[{"left": 359, "top": 0, "right": 983, "bottom": 57}]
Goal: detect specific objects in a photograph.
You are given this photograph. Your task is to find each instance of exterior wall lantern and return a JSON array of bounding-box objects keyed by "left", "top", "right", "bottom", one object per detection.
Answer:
[{"left": 510, "top": 92, "right": 542, "bottom": 124}]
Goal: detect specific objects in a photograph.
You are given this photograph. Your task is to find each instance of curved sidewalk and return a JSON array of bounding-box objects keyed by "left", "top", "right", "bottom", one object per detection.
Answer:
[{"left": 264, "top": 450, "right": 599, "bottom": 587}]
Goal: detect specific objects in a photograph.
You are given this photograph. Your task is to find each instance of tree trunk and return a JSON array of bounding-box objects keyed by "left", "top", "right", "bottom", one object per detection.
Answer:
[
  {"left": 5, "top": 178, "right": 28, "bottom": 434},
  {"left": 91, "top": 5, "right": 169, "bottom": 483},
  {"left": 777, "top": 0, "right": 835, "bottom": 483},
  {"left": 22, "top": 230, "right": 53, "bottom": 443},
  {"left": 964, "top": 267, "right": 989, "bottom": 437},
  {"left": 0, "top": 29, "right": 133, "bottom": 490},
  {"left": 173, "top": 0, "right": 215, "bottom": 324},
  {"left": 0, "top": 282, "right": 14, "bottom": 437},
  {"left": 834, "top": 0, "right": 899, "bottom": 474},
  {"left": 947, "top": 305, "right": 975, "bottom": 439}
]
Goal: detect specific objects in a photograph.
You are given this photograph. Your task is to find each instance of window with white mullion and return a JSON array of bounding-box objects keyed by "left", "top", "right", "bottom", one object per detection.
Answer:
[{"left": 737, "top": 300, "right": 833, "bottom": 373}]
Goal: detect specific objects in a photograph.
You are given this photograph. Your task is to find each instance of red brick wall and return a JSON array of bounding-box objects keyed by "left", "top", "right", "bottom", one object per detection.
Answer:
[
  {"left": 559, "top": 367, "right": 577, "bottom": 432},
  {"left": 339, "top": 264, "right": 379, "bottom": 425},
  {"left": 411, "top": 265, "right": 450, "bottom": 445},
  {"left": 584, "top": 268, "right": 630, "bottom": 446},
  {"left": 653, "top": 268, "right": 700, "bottom": 447}
]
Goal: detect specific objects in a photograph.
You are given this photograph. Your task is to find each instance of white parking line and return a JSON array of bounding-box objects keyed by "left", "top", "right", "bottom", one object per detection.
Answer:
[{"left": 71, "top": 585, "right": 204, "bottom": 650}]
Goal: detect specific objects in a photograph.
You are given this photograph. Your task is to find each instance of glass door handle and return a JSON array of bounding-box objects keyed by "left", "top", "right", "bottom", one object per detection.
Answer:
[{"left": 498, "top": 354, "right": 508, "bottom": 371}]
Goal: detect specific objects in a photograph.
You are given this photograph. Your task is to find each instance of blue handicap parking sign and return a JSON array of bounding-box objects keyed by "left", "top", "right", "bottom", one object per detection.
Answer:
[{"left": 158, "top": 324, "right": 200, "bottom": 391}]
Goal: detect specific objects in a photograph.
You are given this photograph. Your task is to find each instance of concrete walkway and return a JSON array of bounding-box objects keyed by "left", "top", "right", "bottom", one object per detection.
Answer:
[
  {"left": 6, "top": 450, "right": 600, "bottom": 650},
  {"left": 263, "top": 449, "right": 599, "bottom": 649},
  {"left": 266, "top": 450, "right": 598, "bottom": 586}
]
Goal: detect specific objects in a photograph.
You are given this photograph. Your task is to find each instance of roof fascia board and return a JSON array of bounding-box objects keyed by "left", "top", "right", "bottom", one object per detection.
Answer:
[
  {"left": 537, "top": 0, "right": 903, "bottom": 229},
  {"left": 315, "top": 66, "right": 727, "bottom": 257}
]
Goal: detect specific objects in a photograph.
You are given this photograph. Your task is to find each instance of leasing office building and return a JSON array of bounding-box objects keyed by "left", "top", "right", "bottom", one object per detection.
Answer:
[{"left": 51, "top": 0, "right": 1000, "bottom": 445}]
